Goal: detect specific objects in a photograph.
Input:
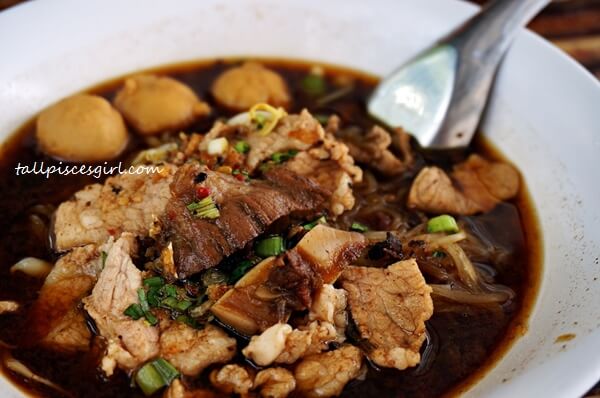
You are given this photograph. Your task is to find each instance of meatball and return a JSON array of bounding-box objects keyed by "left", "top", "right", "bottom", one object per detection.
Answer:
[
  {"left": 211, "top": 62, "right": 290, "bottom": 111},
  {"left": 36, "top": 94, "right": 128, "bottom": 162},
  {"left": 114, "top": 74, "right": 211, "bottom": 135}
]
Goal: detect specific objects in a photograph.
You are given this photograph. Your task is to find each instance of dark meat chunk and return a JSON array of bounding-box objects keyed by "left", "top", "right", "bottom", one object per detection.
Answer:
[{"left": 163, "top": 163, "right": 328, "bottom": 278}]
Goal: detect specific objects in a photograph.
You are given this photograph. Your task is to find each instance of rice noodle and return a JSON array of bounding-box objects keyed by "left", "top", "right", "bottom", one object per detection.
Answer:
[
  {"left": 441, "top": 243, "right": 480, "bottom": 291},
  {"left": 3, "top": 353, "right": 73, "bottom": 397},
  {"left": 410, "top": 231, "right": 467, "bottom": 248},
  {"left": 430, "top": 284, "right": 512, "bottom": 305}
]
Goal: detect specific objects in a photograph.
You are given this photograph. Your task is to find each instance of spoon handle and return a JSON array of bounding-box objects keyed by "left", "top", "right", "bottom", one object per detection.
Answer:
[{"left": 435, "top": 0, "right": 551, "bottom": 148}]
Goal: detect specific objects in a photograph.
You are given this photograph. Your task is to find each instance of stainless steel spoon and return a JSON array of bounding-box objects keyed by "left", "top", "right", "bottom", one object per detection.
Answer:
[{"left": 368, "top": 0, "right": 550, "bottom": 150}]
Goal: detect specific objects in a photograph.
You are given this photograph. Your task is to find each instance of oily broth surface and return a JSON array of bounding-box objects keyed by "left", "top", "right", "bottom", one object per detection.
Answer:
[{"left": 0, "top": 59, "right": 541, "bottom": 398}]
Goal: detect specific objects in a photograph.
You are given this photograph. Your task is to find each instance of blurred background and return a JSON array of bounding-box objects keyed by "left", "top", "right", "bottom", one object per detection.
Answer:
[{"left": 0, "top": 0, "right": 599, "bottom": 78}]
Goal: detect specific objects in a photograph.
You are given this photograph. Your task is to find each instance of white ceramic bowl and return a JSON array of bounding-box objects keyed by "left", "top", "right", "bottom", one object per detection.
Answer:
[{"left": 1, "top": 0, "right": 599, "bottom": 397}]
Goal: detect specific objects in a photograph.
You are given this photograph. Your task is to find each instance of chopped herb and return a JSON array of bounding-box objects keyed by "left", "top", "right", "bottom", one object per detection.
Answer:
[
  {"left": 427, "top": 214, "right": 459, "bottom": 234},
  {"left": 137, "top": 288, "right": 150, "bottom": 313},
  {"left": 176, "top": 314, "right": 200, "bottom": 329},
  {"left": 134, "top": 358, "right": 180, "bottom": 396},
  {"left": 301, "top": 74, "right": 326, "bottom": 96},
  {"left": 234, "top": 140, "right": 250, "bottom": 154},
  {"left": 255, "top": 235, "right": 285, "bottom": 257},
  {"left": 160, "top": 296, "right": 179, "bottom": 310},
  {"left": 271, "top": 149, "right": 298, "bottom": 164},
  {"left": 146, "top": 287, "right": 161, "bottom": 307},
  {"left": 175, "top": 300, "right": 192, "bottom": 312},
  {"left": 303, "top": 216, "right": 327, "bottom": 231},
  {"left": 187, "top": 196, "right": 220, "bottom": 219},
  {"left": 143, "top": 276, "right": 165, "bottom": 288},
  {"left": 137, "top": 288, "right": 158, "bottom": 326},
  {"left": 162, "top": 284, "right": 178, "bottom": 298},
  {"left": 123, "top": 303, "right": 144, "bottom": 320},
  {"left": 101, "top": 251, "right": 108, "bottom": 268},
  {"left": 229, "top": 260, "right": 256, "bottom": 284},
  {"left": 350, "top": 222, "right": 369, "bottom": 232}
]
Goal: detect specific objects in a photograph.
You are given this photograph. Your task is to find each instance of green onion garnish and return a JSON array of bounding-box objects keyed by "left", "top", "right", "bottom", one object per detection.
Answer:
[
  {"left": 271, "top": 150, "right": 298, "bottom": 164},
  {"left": 160, "top": 296, "right": 179, "bottom": 310},
  {"left": 229, "top": 260, "right": 256, "bottom": 284},
  {"left": 175, "top": 300, "right": 192, "bottom": 312},
  {"left": 162, "top": 284, "right": 178, "bottom": 298},
  {"left": 136, "top": 288, "right": 158, "bottom": 326},
  {"left": 350, "top": 222, "right": 369, "bottom": 232},
  {"left": 301, "top": 74, "right": 326, "bottom": 96},
  {"left": 303, "top": 216, "right": 327, "bottom": 231},
  {"left": 123, "top": 303, "right": 144, "bottom": 320},
  {"left": 101, "top": 251, "right": 108, "bottom": 268},
  {"left": 234, "top": 140, "right": 250, "bottom": 154},
  {"left": 143, "top": 276, "right": 165, "bottom": 288},
  {"left": 187, "top": 196, "right": 220, "bottom": 219},
  {"left": 427, "top": 215, "right": 459, "bottom": 234},
  {"left": 146, "top": 287, "right": 161, "bottom": 307},
  {"left": 255, "top": 236, "right": 285, "bottom": 257},
  {"left": 134, "top": 358, "right": 180, "bottom": 396}
]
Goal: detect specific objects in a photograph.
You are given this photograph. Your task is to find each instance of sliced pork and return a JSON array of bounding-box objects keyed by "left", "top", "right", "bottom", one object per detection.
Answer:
[
  {"left": 27, "top": 244, "right": 102, "bottom": 352},
  {"left": 340, "top": 259, "right": 433, "bottom": 370},
  {"left": 407, "top": 154, "right": 520, "bottom": 215},
  {"left": 294, "top": 345, "right": 363, "bottom": 398},
  {"left": 83, "top": 234, "right": 159, "bottom": 375},
  {"left": 53, "top": 164, "right": 176, "bottom": 251}
]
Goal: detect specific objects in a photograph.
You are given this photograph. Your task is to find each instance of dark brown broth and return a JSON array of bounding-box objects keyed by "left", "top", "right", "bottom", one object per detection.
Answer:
[{"left": 0, "top": 59, "right": 542, "bottom": 398}]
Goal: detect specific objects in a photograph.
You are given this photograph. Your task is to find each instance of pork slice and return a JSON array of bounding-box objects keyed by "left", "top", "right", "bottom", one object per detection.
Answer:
[
  {"left": 159, "top": 321, "right": 236, "bottom": 376},
  {"left": 285, "top": 131, "right": 362, "bottom": 217},
  {"left": 407, "top": 154, "right": 519, "bottom": 215},
  {"left": 340, "top": 259, "right": 433, "bottom": 370},
  {"left": 27, "top": 244, "right": 102, "bottom": 352},
  {"left": 164, "top": 163, "right": 328, "bottom": 278},
  {"left": 245, "top": 109, "right": 324, "bottom": 170},
  {"left": 83, "top": 233, "right": 159, "bottom": 375},
  {"left": 53, "top": 164, "right": 176, "bottom": 251},
  {"left": 294, "top": 345, "right": 363, "bottom": 398},
  {"left": 337, "top": 125, "right": 414, "bottom": 176}
]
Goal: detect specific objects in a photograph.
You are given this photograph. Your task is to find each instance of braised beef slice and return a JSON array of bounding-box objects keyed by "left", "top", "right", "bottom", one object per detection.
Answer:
[{"left": 164, "top": 163, "right": 328, "bottom": 278}]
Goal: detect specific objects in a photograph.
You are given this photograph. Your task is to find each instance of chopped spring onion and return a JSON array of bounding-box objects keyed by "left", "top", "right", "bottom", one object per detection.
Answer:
[
  {"left": 207, "top": 137, "right": 229, "bottom": 155},
  {"left": 137, "top": 288, "right": 158, "bottom": 326},
  {"left": 249, "top": 103, "right": 287, "bottom": 136},
  {"left": 134, "top": 358, "right": 180, "bottom": 396},
  {"left": 350, "top": 222, "right": 369, "bottom": 232},
  {"left": 255, "top": 236, "right": 285, "bottom": 257},
  {"left": 202, "top": 268, "right": 228, "bottom": 286},
  {"left": 303, "top": 216, "right": 327, "bottom": 231},
  {"left": 301, "top": 74, "right": 326, "bottom": 96},
  {"left": 124, "top": 303, "right": 144, "bottom": 320},
  {"left": 146, "top": 287, "right": 161, "bottom": 308},
  {"left": 162, "top": 284, "right": 178, "bottom": 298},
  {"left": 234, "top": 140, "right": 250, "bottom": 154},
  {"left": 101, "top": 252, "right": 108, "bottom": 268},
  {"left": 427, "top": 214, "right": 459, "bottom": 234},
  {"left": 187, "top": 196, "right": 220, "bottom": 219},
  {"left": 160, "top": 297, "right": 192, "bottom": 312},
  {"left": 271, "top": 149, "right": 298, "bottom": 164},
  {"left": 143, "top": 276, "right": 165, "bottom": 288},
  {"left": 229, "top": 260, "right": 256, "bottom": 284}
]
